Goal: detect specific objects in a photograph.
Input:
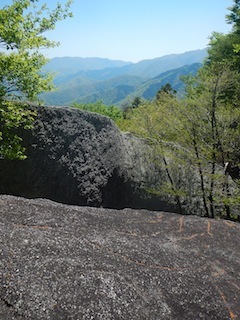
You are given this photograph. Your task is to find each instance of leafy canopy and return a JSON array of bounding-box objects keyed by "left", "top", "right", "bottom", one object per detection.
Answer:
[
  {"left": 73, "top": 101, "right": 124, "bottom": 122},
  {"left": 116, "top": 1, "right": 240, "bottom": 220},
  {"left": 0, "top": 0, "right": 73, "bottom": 101},
  {"left": 207, "top": 0, "right": 240, "bottom": 67},
  {"left": 0, "top": 0, "right": 73, "bottom": 159}
]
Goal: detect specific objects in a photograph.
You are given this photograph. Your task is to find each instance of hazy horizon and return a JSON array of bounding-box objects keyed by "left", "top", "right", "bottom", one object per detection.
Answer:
[
  {"left": 48, "top": 48, "right": 207, "bottom": 64},
  {"left": 1, "top": 0, "right": 233, "bottom": 63}
]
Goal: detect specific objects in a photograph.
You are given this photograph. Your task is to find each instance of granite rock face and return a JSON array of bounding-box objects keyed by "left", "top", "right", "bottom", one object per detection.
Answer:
[
  {"left": 0, "top": 195, "right": 240, "bottom": 320},
  {"left": 0, "top": 106, "right": 173, "bottom": 211}
]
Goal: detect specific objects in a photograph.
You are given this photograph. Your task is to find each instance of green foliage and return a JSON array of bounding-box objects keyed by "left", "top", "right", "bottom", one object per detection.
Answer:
[
  {"left": 72, "top": 101, "right": 124, "bottom": 122},
  {"left": 207, "top": 0, "right": 240, "bottom": 71},
  {"left": 118, "top": 51, "right": 240, "bottom": 220},
  {"left": 0, "top": 0, "right": 72, "bottom": 159},
  {"left": 182, "top": 64, "right": 240, "bottom": 218},
  {"left": 206, "top": 32, "right": 238, "bottom": 66},
  {"left": 156, "top": 83, "right": 176, "bottom": 100},
  {"left": 0, "top": 101, "right": 36, "bottom": 159},
  {"left": 118, "top": 94, "right": 187, "bottom": 214},
  {"left": 131, "top": 97, "right": 142, "bottom": 108},
  {"left": 0, "top": 0, "right": 73, "bottom": 100},
  {"left": 226, "top": 0, "right": 240, "bottom": 31}
]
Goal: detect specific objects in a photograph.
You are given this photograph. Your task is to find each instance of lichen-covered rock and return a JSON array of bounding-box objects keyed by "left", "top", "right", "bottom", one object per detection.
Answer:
[
  {"left": 0, "top": 195, "right": 240, "bottom": 319},
  {"left": 0, "top": 106, "right": 176, "bottom": 211}
]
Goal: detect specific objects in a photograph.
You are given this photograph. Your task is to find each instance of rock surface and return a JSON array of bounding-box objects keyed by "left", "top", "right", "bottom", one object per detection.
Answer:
[
  {"left": 0, "top": 106, "right": 175, "bottom": 212},
  {"left": 0, "top": 195, "right": 240, "bottom": 320}
]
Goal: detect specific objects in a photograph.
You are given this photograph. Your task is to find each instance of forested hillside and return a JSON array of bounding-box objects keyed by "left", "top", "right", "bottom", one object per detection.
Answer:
[
  {"left": 125, "top": 63, "right": 201, "bottom": 101},
  {"left": 42, "top": 57, "right": 132, "bottom": 76},
  {"left": 40, "top": 49, "right": 206, "bottom": 106}
]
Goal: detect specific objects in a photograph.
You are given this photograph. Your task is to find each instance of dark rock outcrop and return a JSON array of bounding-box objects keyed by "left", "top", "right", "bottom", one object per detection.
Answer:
[
  {"left": 0, "top": 195, "right": 240, "bottom": 319},
  {"left": 0, "top": 106, "right": 176, "bottom": 211},
  {"left": 224, "top": 161, "right": 240, "bottom": 180}
]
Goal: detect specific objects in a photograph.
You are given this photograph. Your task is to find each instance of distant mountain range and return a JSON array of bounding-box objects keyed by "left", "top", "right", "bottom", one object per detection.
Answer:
[{"left": 41, "top": 49, "right": 208, "bottom": 106}]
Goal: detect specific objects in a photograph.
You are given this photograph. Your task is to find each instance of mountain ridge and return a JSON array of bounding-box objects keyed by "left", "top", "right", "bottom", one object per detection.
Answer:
[
  {"left": 43, "top": 56, "right": 132, "bottom": 76},
  {"left": 41, "top": 49, "right": 207, "bottom": 106}
]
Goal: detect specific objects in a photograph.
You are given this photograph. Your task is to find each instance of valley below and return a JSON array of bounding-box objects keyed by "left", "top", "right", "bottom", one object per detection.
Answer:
[{"left": 41, "top": 49, "right": 207, "bottom": 106}]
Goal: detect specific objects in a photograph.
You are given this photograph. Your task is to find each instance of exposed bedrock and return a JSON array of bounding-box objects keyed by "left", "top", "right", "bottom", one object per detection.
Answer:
[
  {"left": 0, "top": 195, "right": 240, "bottom": 320},
  {"left": 0, "top": 106, "right": 176, "bottom": 211}
]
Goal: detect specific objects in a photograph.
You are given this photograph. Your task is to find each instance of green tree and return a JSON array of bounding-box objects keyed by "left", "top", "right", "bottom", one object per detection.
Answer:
[
  {"left": 131, "top": 96, "right": 142, "bottom": 109},
  {"left": 181, "top": 63, "right": 240, "bottom": 219},
  {"left": 117, "top": 1, "right": 240, "bottom": 220},
  {"left": 207, "top": 0, "right": 240, "bottom": 69},
  {"left": 73, "top": 101, "right": 124, "bottom": 122},
  {"left": 119, "top": 64, "right": 240, "bottom": 219},
  {"left": 118, "top": 92, "right": 187, "bottom": 214},
  {"left": 0, "top": 0, "right": 72, "bottom": 159},
  {"left": 226, "top": 0, "right": 240, "bottom": 32},
  {"left": 156, "top": 83, "right": 176, "bottom": 102}
]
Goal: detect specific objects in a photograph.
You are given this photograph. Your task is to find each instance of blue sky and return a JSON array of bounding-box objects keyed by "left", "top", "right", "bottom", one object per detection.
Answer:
[{"left": 1, "top": 0, "right": 233, "bottom": 62}]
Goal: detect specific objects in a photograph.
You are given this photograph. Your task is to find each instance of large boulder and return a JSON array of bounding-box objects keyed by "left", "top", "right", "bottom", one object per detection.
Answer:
[
  {"left": 0, "top": 195, "right": 240, "bottom": 319},
  {"left": 0, "top": 106, "right": 174, "bottom": 211}
]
